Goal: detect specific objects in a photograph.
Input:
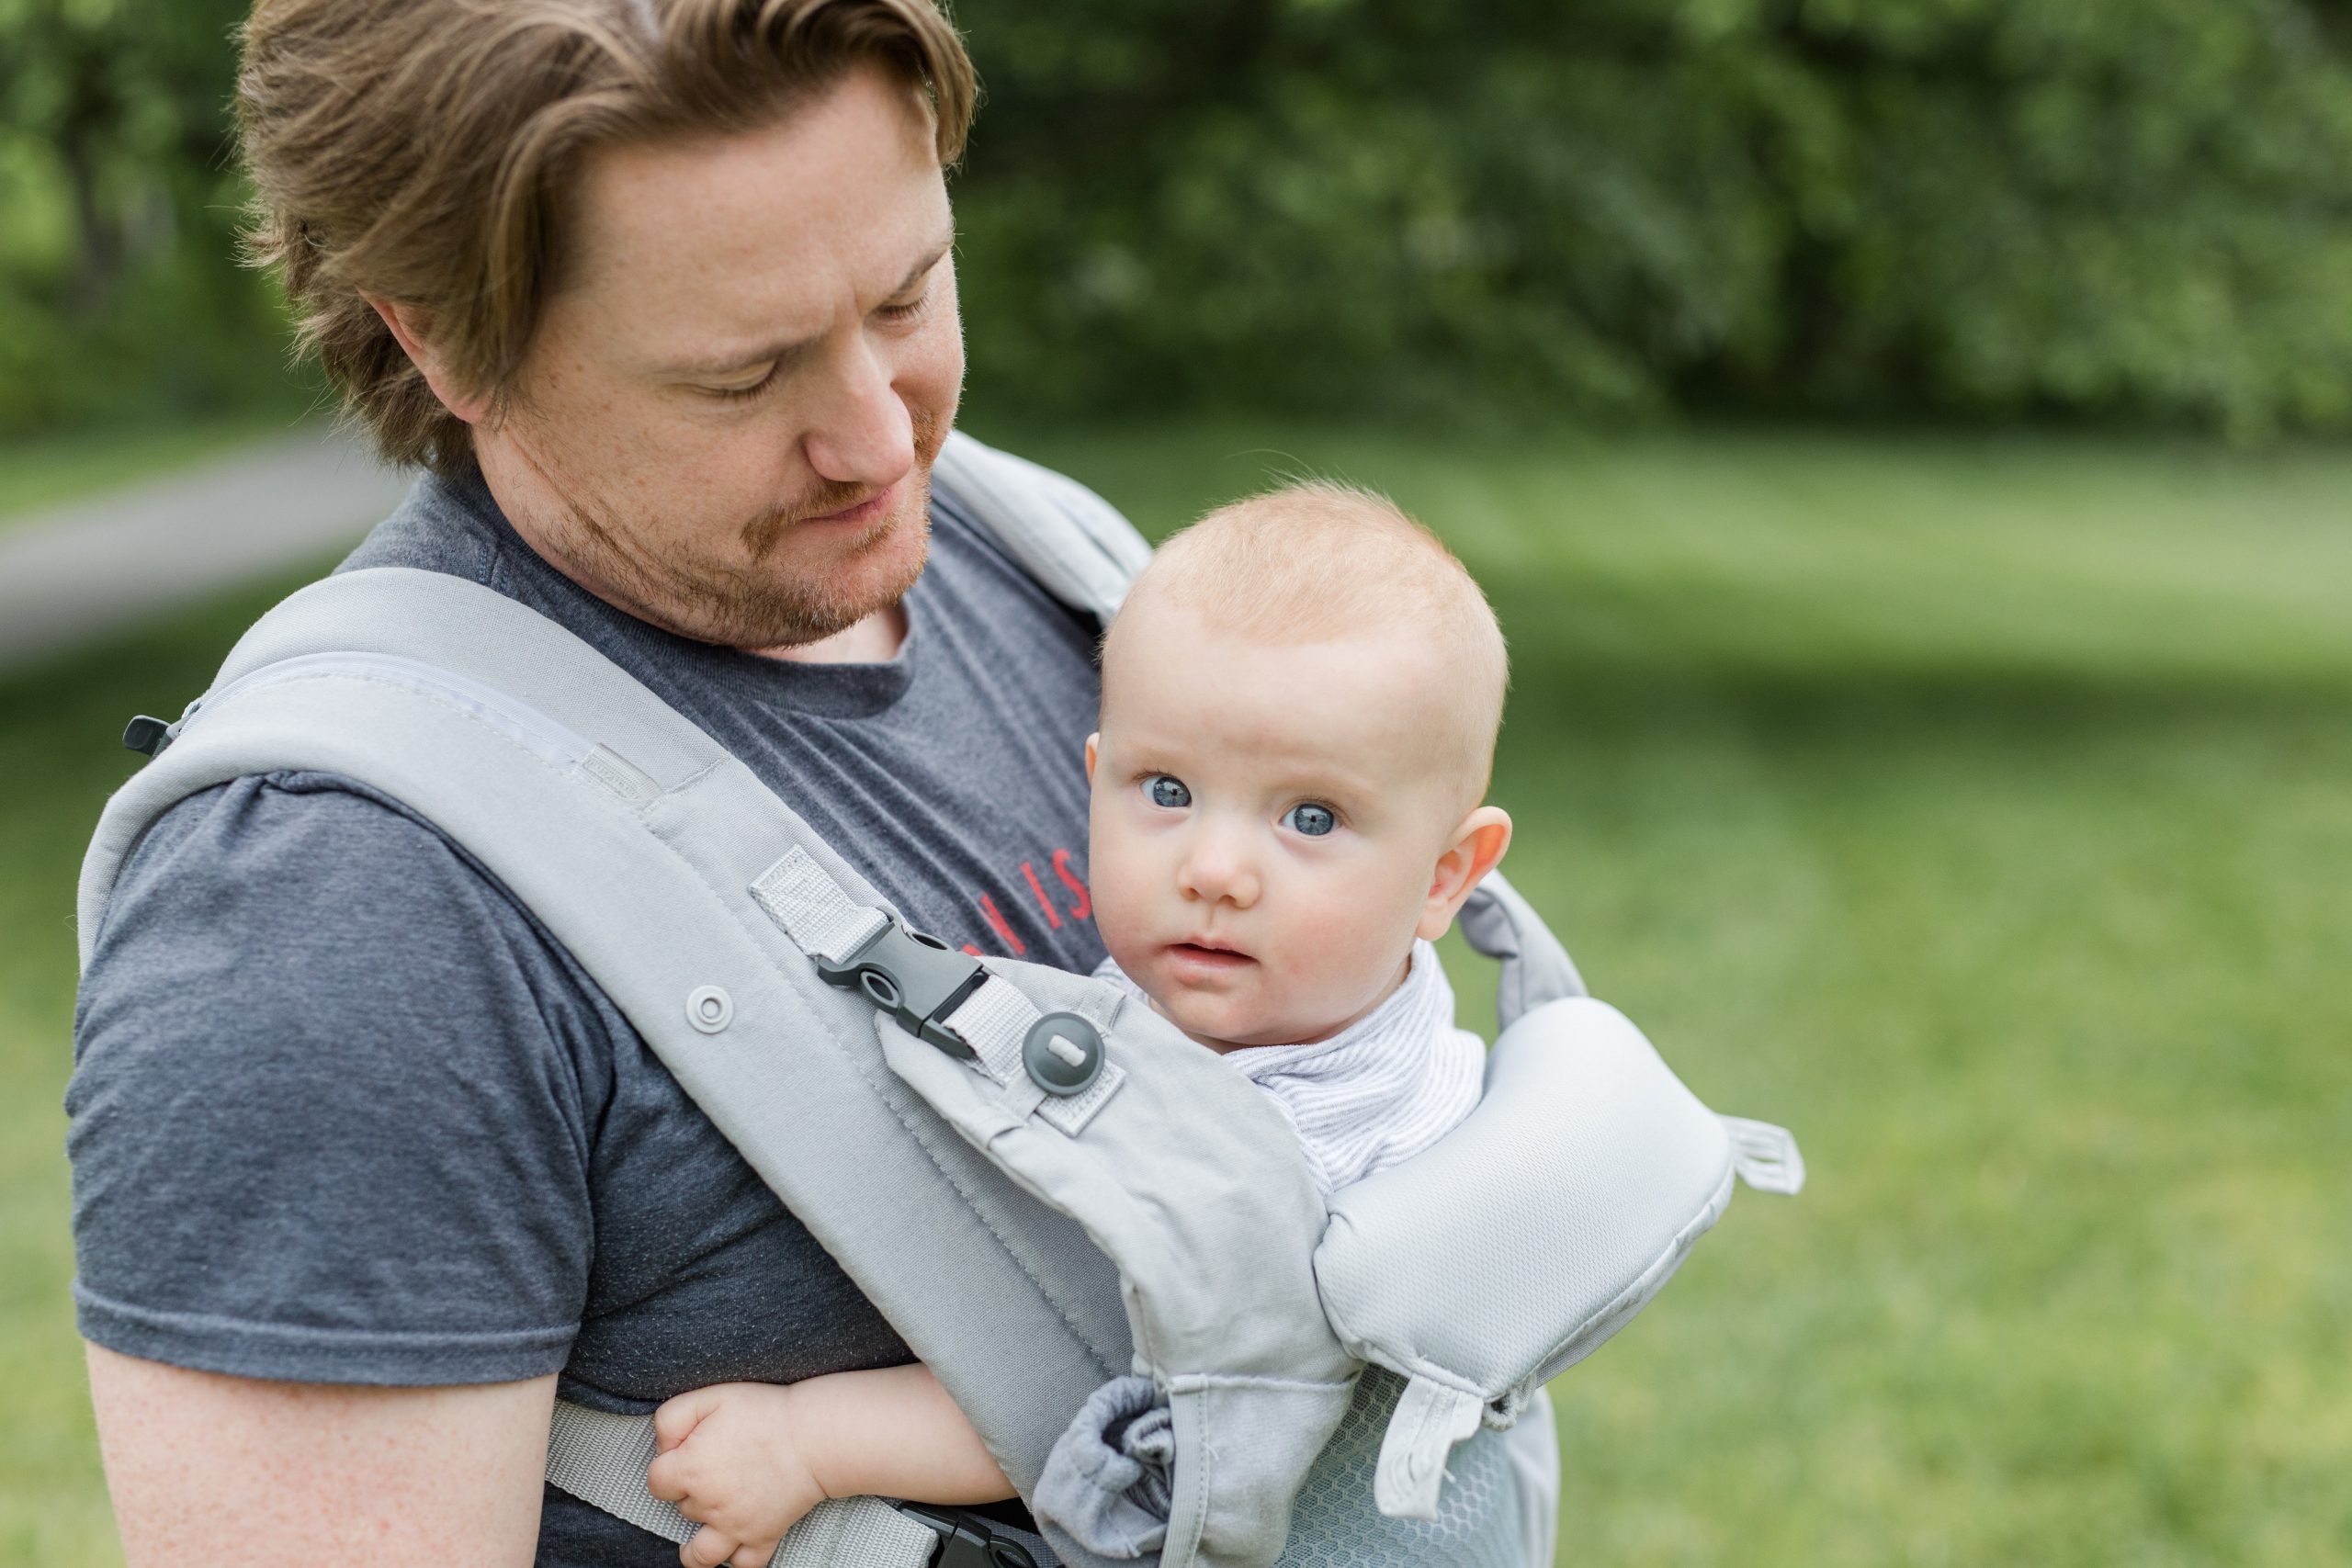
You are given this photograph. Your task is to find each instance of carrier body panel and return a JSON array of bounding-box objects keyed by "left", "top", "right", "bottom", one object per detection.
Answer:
[{"left": 78, "top": 434, "right": 1798, "bottom": 1566}]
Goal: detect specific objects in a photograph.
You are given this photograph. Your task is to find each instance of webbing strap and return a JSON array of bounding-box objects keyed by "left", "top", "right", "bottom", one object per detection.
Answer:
[
  {"left": 750, "top": 851, "right": 891, "bottom": 964},
  {"left": 941, "top": 972, "right": 1038, "bottom": 1085},
  {"left": 546, "top": 1401, "right": 944, "bottom": 1568}
]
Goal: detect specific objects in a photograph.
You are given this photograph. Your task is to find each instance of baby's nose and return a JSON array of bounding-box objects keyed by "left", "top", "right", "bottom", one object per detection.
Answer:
[{"left": 1178, "top": 830, "right": 1261, "bottom": 908}]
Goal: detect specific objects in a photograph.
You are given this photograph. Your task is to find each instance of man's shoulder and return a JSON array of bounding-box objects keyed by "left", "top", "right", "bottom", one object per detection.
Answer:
[
  {"left": 68, "top": 764, "right": 619, "bottom": 1391},
  {"left": 127, "top": 768, "right": 481, "bottom": 878},
  {"left": 78, "top": 764, "right": 616, "bottom": 1161},
  {"left": 94, "top": 769, "right": 569, "bottom": 987}
]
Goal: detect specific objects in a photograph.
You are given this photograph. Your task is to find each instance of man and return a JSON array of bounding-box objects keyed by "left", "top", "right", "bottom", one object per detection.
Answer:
[{"left": 67, "top": 4, "right": 1111, "bottom": 1562}]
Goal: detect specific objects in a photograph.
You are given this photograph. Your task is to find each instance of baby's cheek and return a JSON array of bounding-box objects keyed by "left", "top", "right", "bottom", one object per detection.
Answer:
[
  {"left": 1084, "top": 840, "right": 1151, "bottom": 962},
  {"left": 1279, "top": 902, "right": 1412, "bottom": 1003},
  {"left": 1282, "top": 897, "right": 1389, "bottom": 961}
]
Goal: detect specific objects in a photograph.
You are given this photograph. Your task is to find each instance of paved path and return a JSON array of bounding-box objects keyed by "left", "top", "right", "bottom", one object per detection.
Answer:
[{"left": 0, "top": 424, "right": 413, "bottom": 670}]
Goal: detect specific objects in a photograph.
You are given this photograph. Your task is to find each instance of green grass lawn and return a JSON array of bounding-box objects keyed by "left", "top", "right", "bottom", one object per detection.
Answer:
[{"left": 6, "top": 424, "right": 2349, "bottom": 1564}]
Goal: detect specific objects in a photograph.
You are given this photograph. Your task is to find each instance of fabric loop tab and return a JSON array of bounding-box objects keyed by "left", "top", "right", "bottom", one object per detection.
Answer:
[
  {"left": 1721, "top": 1116, "right": 1806, "bottom": 1195},
  {"left": 1373, "top": 1374, "right": 1487, "bottom": 1520},
  {"left": 944, "top": 978, "right": 1126, "bottom": 1136},
  {"left": 579, "top": 743, "right": 663, "bottom": 804}
]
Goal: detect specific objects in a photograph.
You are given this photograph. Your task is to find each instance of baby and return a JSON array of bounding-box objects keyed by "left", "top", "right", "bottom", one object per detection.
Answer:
[{"left": 646, "top": 481, "right": 1512, "bottom": 1568}]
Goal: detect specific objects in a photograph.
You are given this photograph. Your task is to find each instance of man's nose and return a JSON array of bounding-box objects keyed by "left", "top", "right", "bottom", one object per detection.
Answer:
[
  {"left": 1178, "top": 824, "right": 1261, "bottom": 909},
  {"left": 803, "top": 337, "right": 916, "bottom": 489}
]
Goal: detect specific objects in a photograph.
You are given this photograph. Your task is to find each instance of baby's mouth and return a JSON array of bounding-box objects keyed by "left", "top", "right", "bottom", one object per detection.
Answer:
[{"left": 1165, "top": 940, "right": 1255, "bottom": 971}]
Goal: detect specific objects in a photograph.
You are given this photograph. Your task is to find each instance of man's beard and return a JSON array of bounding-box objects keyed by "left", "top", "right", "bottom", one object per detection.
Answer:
[{"left": 528, "top": 404, "right": 946, "bottom": 650}]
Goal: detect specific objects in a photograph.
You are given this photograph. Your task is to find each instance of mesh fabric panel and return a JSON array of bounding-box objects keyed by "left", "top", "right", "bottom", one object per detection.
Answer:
[{"left": 1277, "top": 1371, "right": 1526, "bottom": 1568}]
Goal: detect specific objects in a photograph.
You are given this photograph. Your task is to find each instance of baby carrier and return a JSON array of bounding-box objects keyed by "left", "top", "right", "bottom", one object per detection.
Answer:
[{"left": 80, "top": 433, "right": 1803, "bottom": 1568}]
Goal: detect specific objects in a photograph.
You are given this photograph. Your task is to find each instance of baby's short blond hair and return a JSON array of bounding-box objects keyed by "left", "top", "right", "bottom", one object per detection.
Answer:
[{"left": 1104, "top": 479, "right": 1509, "bottom": 813}]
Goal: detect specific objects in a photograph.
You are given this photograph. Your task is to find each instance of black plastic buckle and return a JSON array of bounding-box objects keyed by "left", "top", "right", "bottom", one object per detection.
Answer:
[
  {"left": 815, "top": 917, "right": 988, "bottom": 1060},
  {"left": 122, "top": 715, "right": 175, "bottom": 757},
  {"left": 893, "top": 1502, "right": 1040, "bottom": 1568}
]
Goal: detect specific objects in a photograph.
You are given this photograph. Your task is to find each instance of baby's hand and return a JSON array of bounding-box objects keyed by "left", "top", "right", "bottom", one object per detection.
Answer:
[{"left": 648, "top": 1382, "right": 827, "bottom": 1568}]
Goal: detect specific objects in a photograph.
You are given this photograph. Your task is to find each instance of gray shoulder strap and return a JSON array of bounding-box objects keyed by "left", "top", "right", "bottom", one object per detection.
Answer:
[
  {"left": 79, "top": 568, "right": 1136, "bottom": 1555},
  {"left": 931, "top": 431, "right": 1151, "bottom": 626}
]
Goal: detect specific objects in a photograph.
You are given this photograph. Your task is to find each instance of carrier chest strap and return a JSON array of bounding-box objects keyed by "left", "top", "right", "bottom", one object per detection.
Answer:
[
  {"left": 752, "top": 847, "right": 1127, "bottom": 1134},
  {"left": 546, "top": 1402, "right": 1050, "bottom": 1567}
]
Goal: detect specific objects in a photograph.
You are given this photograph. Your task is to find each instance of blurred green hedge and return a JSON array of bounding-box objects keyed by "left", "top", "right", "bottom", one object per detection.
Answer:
[
  {"left": 951, "top": 0, "right": 2352, "bottom": 437},
  {"left": 0, "top": 0, "right": 294, "bottom": 434},
  {"left": 8, "top": 0, "right": 2352, "bottom": 441}
]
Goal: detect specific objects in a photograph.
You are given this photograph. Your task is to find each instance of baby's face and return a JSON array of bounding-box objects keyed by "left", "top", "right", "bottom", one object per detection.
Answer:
[{"left": 1088, "top": 600, "right": 1476, "bottom": 1050}]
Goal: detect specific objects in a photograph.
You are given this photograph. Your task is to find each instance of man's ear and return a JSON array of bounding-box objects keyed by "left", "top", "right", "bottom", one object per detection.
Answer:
[
  {"left": 364, "top": 295, "right": 492, "bottom": 426},
  {"left": 1084, "top": 733, "right": 1100, "bottom": 784},
  {"left": 1418, "top": 805, "right": 1512, "bottom": 941}
]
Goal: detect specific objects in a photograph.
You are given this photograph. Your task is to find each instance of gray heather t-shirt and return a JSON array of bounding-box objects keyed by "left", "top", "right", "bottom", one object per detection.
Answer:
[{"left": 67, "top": 465, "right": 1111, "bottom": 1565}]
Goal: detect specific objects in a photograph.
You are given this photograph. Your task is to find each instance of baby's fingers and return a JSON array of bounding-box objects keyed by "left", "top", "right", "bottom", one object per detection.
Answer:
[
  {"left": 729, "top": 1540, "right": 779, "bottom": 1568},
  {"left": 655, "top": 1386, "right": 726, "bottom": 1452},
  {"left": 646, "top": 1448, "right": 690, "bottom": 1505},
  {"left": 681, "top": 1525, "right": 741, "bottom": 1568}
]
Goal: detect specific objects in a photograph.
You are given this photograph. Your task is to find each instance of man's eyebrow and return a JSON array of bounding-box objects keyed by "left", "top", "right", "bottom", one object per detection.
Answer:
[
  {"left": 662, "top": 230, "right": 956, "bottom": 380},
  {"left": 892, "top": 229, "right": 956, "bottom": 295}
]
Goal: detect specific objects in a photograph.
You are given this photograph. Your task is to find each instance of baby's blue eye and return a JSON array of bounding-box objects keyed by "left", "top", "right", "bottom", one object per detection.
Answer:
[
  {"left": 1144, "top": 774, "right": 1192, "bottom": 808},
  {"left": 1283, "top": 803, "right": 1338, "bottom": 837}
]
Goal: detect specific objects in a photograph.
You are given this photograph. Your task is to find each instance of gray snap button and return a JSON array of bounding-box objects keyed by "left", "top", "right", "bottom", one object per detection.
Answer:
[
  {"left": 1023, "top": 1011, "right": 1105, "bottom": 1098},
  {"left": 686, "top": 986, "right": 734, "bottom": 1034}
]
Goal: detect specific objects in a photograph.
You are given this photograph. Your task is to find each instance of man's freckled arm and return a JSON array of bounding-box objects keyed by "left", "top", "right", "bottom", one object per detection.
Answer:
[{"left": 86, "top": 1343, "right": 555, "bottom": 1568}]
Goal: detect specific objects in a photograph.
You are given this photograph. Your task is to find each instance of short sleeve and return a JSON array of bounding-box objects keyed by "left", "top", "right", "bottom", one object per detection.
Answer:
[{"left": 68, "top": 772, "right": 606, "bottom": 1385}]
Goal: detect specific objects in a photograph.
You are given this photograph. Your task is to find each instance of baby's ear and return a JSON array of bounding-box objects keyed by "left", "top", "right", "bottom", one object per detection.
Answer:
[
  {"left": 1084, "top": 733, "right": 1101, "bottom": 784},
  {"left": 1419, "top": 807, "right": 1512, "bottom": 941}
]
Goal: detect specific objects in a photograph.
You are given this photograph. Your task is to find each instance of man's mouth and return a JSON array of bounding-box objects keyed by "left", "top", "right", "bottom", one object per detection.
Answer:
[{"left": 801, "top": 480, "right": 897, "bottom": 527}]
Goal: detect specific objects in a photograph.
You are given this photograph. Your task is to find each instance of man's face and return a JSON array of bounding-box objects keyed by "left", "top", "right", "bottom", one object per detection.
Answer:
[{"left": 472, "top": 66, "right": 963, "bottom": 651}]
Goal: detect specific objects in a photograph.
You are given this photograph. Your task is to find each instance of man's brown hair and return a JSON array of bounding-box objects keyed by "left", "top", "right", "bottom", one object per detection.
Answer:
[{"left": 237, "top": 0, "right": 975, "bottom": 473}]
